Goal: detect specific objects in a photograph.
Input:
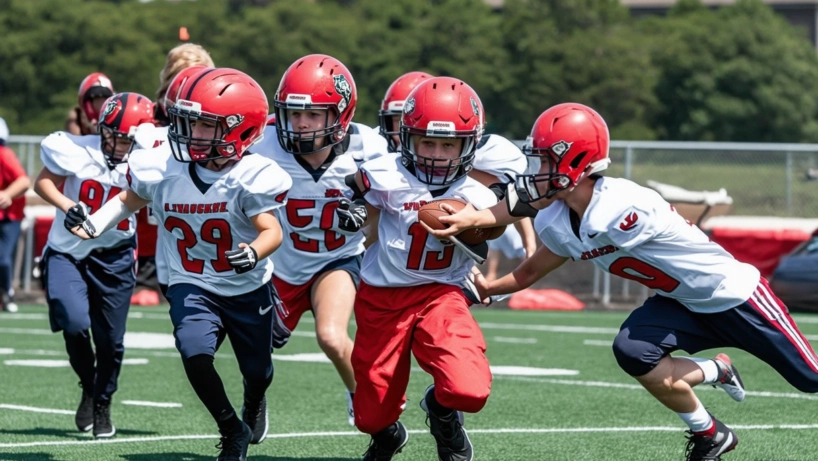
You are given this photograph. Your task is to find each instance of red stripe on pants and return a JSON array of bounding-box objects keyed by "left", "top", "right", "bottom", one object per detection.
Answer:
[{"left": 351, "top": 281, "right": 491, "bottom": 434}]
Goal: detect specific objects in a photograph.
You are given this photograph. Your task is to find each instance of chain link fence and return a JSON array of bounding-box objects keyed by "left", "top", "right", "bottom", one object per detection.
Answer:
[{"left": 8, "top": 136, "right": 818, "bottom": 301}]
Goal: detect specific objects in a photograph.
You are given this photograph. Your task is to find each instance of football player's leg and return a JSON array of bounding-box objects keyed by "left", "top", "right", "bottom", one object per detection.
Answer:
[
  {"left": 413, "top": 285, "right": 491, "bottom": 413},
  {"left": 167, "top": 284, "right": 240, "bottom": 433},
  {"left": 270, "top": 275, "right": 313, "bottom": 349},
  {"left": 44, "top": 249, "right": 95, "bottom": 391},
  {"left": 222, "top": 283, "right": 277, "bottom": 445},
  {"left": 311, "top": 258, "right": 359, "bottom": 392},
  {"left": 612, "top": 295, "right": 738, "bottom": 458},
  {"left": 351, "top": 282, "right": 415, "bottom": 435},
  {"left": 85, "top": 246, "right": 135, "bottom": 405},
  {"left": 44, "top": 249, "right": 95, "bottom": 432},
  {"left": 413, "top": 285, "right": 488, "bottom": 460},
  {"left": 719, "top": 278, "right": 818, "bottom": 393}
]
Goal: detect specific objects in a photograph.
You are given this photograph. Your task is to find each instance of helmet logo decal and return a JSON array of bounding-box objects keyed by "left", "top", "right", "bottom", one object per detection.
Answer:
[
  {"left": 404, "top": 97, "right": 415, "bottom": 115},
  {"left": 333, "top": 74, "right": 352, "bottom": 113},
  {"left": 551, "top": 140, "right": 573, "bottom": 157},
  {"left": 101, "top": 100, "right": 118, "bottom": 120},
  {"left": 470, "top": 97, "right": 480, "bottom": 117},
  {"left": 226, "top": 115, "right": 244, "bottom": 129}
]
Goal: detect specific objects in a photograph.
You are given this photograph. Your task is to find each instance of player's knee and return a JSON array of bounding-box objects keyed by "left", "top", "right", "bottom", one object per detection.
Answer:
[
  {"left": 316, "top": 327, "right": 350, "bottom": 361},
  {"left": 61, "top": 317, "right": 91, "bottom": 337},
  {"left": 612, "top": 329, "right": 661, "bottom": 377},
  {"left": 437, "top": 382, "right": 490, "bottom": 413}
]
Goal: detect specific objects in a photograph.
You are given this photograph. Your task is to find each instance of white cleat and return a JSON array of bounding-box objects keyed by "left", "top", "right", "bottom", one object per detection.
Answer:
[
  {"left": 346, "top": 390, "right": 355, "bottom": 427},
  {"left": 713, "top": 353, "right": 746, "bottom": 402}
]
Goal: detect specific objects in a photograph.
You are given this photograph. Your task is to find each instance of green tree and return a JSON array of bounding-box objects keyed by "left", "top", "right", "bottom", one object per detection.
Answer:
[
  {"left": 641, "top": 0, "right": 818, "bottom": 142},
  {"left": 494, "top": 0, "right": 659, "bottom": 139}
]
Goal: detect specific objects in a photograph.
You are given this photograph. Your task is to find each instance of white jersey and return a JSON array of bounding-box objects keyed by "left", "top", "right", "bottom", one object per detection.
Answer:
[
  {"left": 534, "top": 177, "right": 759, "bottom": 313},
  {"left": 127, "top": 145, "right": 292, "bottom": 296},
  {"left": 253, "top": 123, "right": 387, "bottom": 284},
  {"left": 473, "top": 134, "right": 527, "bottom": 183},
  {"left": 143, "top": 126, "right": 169, "bottom": 285},
  {"left": 42, "top": 132, "right": 135, "bottom": 259},
  {"left": 360, "top": 155, "right": 497, "bottom": 287}
]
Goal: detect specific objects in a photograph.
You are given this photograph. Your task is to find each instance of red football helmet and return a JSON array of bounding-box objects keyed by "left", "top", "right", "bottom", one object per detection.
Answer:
[
  {"left": 266, "top": 113, "right": 276, "bottom": 126},
  {"left": 400, "top": 77, "right": 483, "bottom": 186},
  {"left": 273, "top": 54, "right": 357, "bottom": 155},
  {"left": 518, "top": 103, "right": 611, "bottom": 202},
  {"left": 163, "top": 65, "right": 212, "bottom": 116},
  {"left": 78, "top": 72, "right": 115, "bottom": 130},
  {"left": 168, "top": 68, "right": 268, "bottom": 162},
  {"left": 98, "top": 92, "right": 155, "bottom": 169},
  {"left": 379, "top": 71, "right": 434, "bottom": 152}
]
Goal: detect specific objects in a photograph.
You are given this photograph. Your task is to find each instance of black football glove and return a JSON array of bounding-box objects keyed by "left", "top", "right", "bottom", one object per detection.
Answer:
[
  {"left": 64, "top": 203, "right": 98, "bottom": 238},
  {"left": 335, "top": 198, "right": 368, "bottom": 235},
  {"left": 225, "top": 245, "right": 258, "bottom": 274}
]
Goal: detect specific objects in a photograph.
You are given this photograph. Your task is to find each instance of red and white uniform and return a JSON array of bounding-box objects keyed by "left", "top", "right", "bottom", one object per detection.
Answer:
[
  {"left": 352, "top": 154, "right": 496, "bottom": 434},
  {"left": 534, "top": 177, "right": 759, "bottom": 313},
  {"left": 253, "top": 122, "right": 386, "bottom": 330},
  {"left": 127, "top": 145, "right": 292, "bottom": 296}
]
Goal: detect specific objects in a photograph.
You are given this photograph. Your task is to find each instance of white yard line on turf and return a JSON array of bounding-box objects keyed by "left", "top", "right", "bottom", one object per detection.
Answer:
[
  {"left": 4, "top": 424, "right": 818, "bottom": 449},
  {"left": 496, "top": 376, "right": 818, "bottom": 400},
  {"left": 0, "top": 404, "right": 74, "bottom": 415},
  {"left": 479, "top": 322, "right": 618, "bottom": 335},
  {"left": 122, "top": 401, "right": 182, "bottom": 408},
  {"left": 583, "top": 339, "right": 612, "bottom": 346},
  {"left": 492, "top": 337, "right": 537, "bottom": 344}
]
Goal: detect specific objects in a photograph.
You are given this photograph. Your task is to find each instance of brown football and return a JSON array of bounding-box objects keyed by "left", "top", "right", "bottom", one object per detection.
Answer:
[{"left": 418, "top": 198, "right": 505, "bottom": 245}]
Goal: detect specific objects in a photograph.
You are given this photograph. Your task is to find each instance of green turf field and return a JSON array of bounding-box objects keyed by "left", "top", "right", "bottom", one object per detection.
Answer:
[{"left": 1, "top": 305, "right": 817, "bottom": 460}]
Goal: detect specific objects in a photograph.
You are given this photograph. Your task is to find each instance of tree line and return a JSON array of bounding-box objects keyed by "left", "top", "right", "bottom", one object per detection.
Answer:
[{"left": 2, "top": 0, "right": 818, "bottom": 142}]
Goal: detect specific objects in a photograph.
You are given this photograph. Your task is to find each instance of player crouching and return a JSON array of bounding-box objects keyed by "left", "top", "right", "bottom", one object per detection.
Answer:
[
  {"left": 65, "top": 68, "right": 292, "bottom": 461},
  {"left": 338, "top": 77, "right": 496, "bottom": 461}
]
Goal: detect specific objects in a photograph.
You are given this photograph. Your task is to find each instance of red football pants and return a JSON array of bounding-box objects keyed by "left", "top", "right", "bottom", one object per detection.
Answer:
[{"left": 351, "top": 281, "right": 491, "bottom": 434}]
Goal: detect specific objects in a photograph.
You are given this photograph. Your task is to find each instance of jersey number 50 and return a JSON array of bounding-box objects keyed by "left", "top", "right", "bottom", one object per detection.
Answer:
[{"left": 285, "top": 199, "right": 345, "bottom": 253}]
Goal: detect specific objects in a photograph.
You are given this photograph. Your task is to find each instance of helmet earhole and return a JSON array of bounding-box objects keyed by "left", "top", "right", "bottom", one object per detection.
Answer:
[
  {"left": 240, "top": 127, "right": 254, "bottom": 141},
  {"left": 570, "top": 152, "right": 587, "bottom": 169}
]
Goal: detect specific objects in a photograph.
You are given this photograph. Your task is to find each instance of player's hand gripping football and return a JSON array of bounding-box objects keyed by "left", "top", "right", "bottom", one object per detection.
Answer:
[
  {"left": 335, "top": 198, "right": 368, "bottom": 235},
  {"left": 225, "top": 243, "right": 258, "bottom": 274},
  {"left": 64, "top": 202, "right": 98, "bottom": 240},
  {"left": 422, "top": 202, "right": 481, "bottom": 239}
]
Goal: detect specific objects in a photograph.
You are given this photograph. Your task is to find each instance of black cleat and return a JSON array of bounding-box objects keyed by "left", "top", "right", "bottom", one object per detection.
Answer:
[
  {"left": 92, "top": 402, "right": 115, "bottom": 438},
  {"left": 421, "top": 385, "right": 473, "bottom": 461},
  {"left": 685, "top": 416, "right": 738, "bottom": 461},
  {"left": 75, "top": 385, "right": 93, "bottom": 433},
  {"left": 216, "top": 422, "right": 252, "bottom": 461},
  {"left": 241, "top": 395, "right": 268, "bottom": 444},
  {"left": 362, "top": 421, "right": 409, "bottom": 461}
]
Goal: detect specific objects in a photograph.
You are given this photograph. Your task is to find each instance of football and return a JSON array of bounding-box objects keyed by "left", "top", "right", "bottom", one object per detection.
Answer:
[{"left": 418, "top": 198, "right": 505, "bottom": 245}]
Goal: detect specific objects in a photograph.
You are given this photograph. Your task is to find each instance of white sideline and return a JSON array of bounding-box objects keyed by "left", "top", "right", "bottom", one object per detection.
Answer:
[
  {"left": 496, "top": 376, "right": 818, "bottom": 400},
  {"left": 122, "top": 401, "right": 182, "bottom": 408},
  {"left": 0, "top": 404, "right": 74, "bottom": 415},
  {"left": 3, "top": 424, "right": 818, "bottom": 449}
]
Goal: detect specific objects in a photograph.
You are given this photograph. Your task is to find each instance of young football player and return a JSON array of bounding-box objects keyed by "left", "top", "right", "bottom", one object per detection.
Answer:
[
  {"left": 428, "top": 102, "right": 818, "bottom": 461},
  {"left": 66, "top": 68, "right": 291, "bottom": 461},
  {"left": 254, "top": 54, "right": 387, "bottom": 426},
  {"left": 65, "top": 73, "right": 115, "bottom": 136},
  {"left": 344, "top": 77, "right": 495, "bottom": 461},
  {"left": 378, "top": 70, "right": 536, "bottom": 303},
  {"left": 34, "top": 92, "right": 158, "bottom": 438}
]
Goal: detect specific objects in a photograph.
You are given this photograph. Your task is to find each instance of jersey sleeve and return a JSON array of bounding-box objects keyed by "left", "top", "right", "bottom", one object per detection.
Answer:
[
  {"left": 355, "top": 124, "right": 389, "bottom": 163},
  {"left": 473, "top": 135, "right": 527, "bottom": 182},
  {"left": 40, "top": 132, "right": 88, "bottom": 176},
  {"left": 126, "top": 146, "right": 167, "bottom": 201},
  {"left": 453, "top": 179, "right": 498, "bottom": 211},
  {"left": 358, "top": 156, "right": 396, "bottom": 210},
  {"left": 239, "top": 158, "right": 293, "bottom": 218},
  {"left": 533, "top": 204, "right": 572, "bottom": 258}
]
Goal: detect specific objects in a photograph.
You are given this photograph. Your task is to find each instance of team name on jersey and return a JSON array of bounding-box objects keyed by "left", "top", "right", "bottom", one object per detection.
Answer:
[
  {"left": 580, "top": 244, "right": 619, "bottom": 261},
  {"left": 164, "top": 202, "right": 228, "bottom": 215},
  {"left": 403, "top": 200, "right": 430, "bottom": 211}
]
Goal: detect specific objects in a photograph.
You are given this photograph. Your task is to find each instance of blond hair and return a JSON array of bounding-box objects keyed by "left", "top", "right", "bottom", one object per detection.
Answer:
[{"left": 156, "top": 43, "right": 215, "bottom": 101}]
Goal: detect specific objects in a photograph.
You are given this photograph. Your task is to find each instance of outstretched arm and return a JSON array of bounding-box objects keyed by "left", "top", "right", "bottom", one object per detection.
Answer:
[
  {"left": 70, "top": 189, "right": 148, "bottom": 239},
  {"left": 224, "top": 211, "right": 283, "bottom": 274},
  {"left": 476, "top": 244, "right": 569, "bottom": 298}
]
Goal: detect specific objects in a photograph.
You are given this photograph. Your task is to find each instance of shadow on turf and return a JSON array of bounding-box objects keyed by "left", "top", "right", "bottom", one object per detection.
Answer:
[
  {"left": 0, "top": 427, "right": 157, "bottom": 439},
  {"left": 122, "top": 455, "right": 358, "bottom": 461},
  {"left": 0, "top": 454, "right": 66, "bottom": 461}
]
